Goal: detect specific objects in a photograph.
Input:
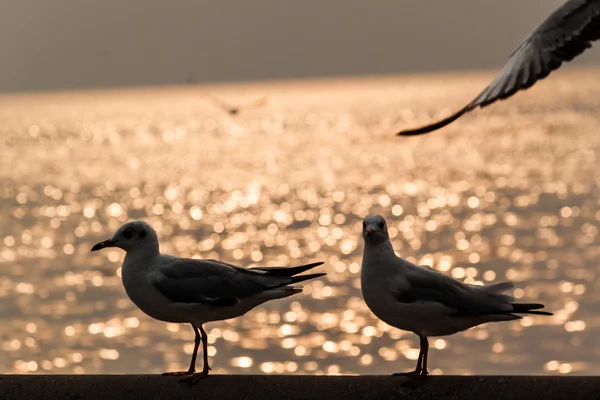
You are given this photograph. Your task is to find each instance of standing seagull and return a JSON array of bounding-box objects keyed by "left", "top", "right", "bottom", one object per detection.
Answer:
[
  {"left": 397, "top": 0, "right": 600, "bottom": 136},
  {"left": 360, "top": 214, "right": 551, "bottom": 384},
  {"left": 91, "top": 220, "right": 325, "bottom": 384}
]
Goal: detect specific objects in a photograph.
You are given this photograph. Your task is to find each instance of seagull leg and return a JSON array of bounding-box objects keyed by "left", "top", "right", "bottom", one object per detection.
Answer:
[
  {"left": 392, "top": 334, "right": 424, "bottom": 377},
  {"left": 180, "top": 325, "right": 212, "bottom": 385},
  {"left": 401, "top": 335, "right": 429, "bottom": 388},
  {"left": 420, "top": 335, "right": 429, "bottom": 376},
  {"left": 163, "top": 324, "right": 200, "bottom": 376}
]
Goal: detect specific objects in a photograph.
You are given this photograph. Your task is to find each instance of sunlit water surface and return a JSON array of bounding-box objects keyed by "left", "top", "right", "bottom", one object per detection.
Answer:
[{"left": 0, "top": 69, "right": 599, "bottom": 376}]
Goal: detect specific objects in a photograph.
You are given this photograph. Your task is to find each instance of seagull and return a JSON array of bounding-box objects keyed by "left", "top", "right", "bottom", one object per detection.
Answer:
[
  {"left": 91, "top": 220, "right": 325, "bottom": 384},
  {"left": 397, "top": 0, "right": 600, "bottom": 136},
  {"left": 360, "top": 214, "right": 552, "bottom": 385},
  {"left": 208, "top": 94, "right": 269, "bottom": 115}
]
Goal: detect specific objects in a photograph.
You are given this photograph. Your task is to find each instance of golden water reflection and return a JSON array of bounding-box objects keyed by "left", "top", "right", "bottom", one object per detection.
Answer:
[{"left": 0, "top": 69, "right": 599, "bottom": 376}]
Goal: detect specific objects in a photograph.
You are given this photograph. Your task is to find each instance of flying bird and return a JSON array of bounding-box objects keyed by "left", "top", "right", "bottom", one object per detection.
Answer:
[
  {"left": 91, "top": 220, "right": 325, "bottom": 384},
  {"left": 397, "top": 0, "right": 600, "bottom": 136},
  {"left": 360, "top": 214, "right": 552, "bottom": 385},
  {"left": 208, "top": 94, "right": 269, "bottom": 115}
]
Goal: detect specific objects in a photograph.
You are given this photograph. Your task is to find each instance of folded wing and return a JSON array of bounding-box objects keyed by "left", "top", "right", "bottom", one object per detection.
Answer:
[
  {"left": 153, "top": 259, "right": 324, "bottom": 306},
  {"left": 397, "top": 264, "right": 551, "bottom": 317}
]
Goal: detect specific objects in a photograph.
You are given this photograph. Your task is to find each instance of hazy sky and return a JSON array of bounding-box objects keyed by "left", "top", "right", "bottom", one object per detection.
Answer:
[{"left": 1, "top": 0, "right": 598, "bottom": 93}]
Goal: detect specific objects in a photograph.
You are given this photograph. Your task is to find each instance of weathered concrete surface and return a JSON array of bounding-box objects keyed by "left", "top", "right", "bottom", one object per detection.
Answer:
[{"left": 0, "top": 375, "right": 598, "bottom": 400}]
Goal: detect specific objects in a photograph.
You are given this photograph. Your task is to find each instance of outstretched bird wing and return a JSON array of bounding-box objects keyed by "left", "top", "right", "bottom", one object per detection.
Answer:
[{"left": 397, "top": 0, "right": 600, "bottom": 136}]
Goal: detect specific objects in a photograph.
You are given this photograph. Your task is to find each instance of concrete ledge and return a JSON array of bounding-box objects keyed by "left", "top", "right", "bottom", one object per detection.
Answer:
[{"left": 0, "top": 375, "right": 598, "bottom": 400}]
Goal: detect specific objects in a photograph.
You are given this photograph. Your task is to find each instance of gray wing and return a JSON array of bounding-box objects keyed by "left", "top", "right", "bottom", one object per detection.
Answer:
[
  {"left": 397, "top": 264, "right": 512, "bottom": 316},
  {"left": 397, "top": 0, "right": 600, "bottom": 136},
  {"left": 153, "top": 258, "right": 296, "bottom": 307}
]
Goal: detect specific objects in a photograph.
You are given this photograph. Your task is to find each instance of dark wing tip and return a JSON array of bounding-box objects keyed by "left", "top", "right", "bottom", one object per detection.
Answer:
[
  {"left": 302, "top": 261, "right": 325, "bottom": 269},
  {"left": 250, "top": 261, "right": 325, "bottom": 277},
  {"left": 527, "top": 310, "right": 554, "bottom": 316},
  {"left": 288, "top": 262, "right": 325, "bottom": 276},
  {"left": 291, "top": 272, "right": 326, "bottom": 284},
  {"left": 396, "top": 106, "right": 471, "bottom": 136},
  {"left": 511, "top": 302, "right": 553, "bottom": 316}
]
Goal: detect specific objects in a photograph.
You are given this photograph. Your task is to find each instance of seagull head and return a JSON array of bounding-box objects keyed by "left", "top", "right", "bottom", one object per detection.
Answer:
[
  {"left": 91, "top": 220, "right": 157, "bottom": 253},
  {"left": 362, "top": 214, "right": 390, "bottom": 244}
]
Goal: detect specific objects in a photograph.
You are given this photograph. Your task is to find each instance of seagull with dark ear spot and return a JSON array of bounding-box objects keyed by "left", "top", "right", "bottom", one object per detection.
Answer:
[
  {"left": 360, "top": 214, "right": 552, "bottom": 386},
  {"left": 397, "top": 0, "right": 600, "bottom": 136},
  {"left": 91, "top": 220, "right": 325, "bottom": 384}
]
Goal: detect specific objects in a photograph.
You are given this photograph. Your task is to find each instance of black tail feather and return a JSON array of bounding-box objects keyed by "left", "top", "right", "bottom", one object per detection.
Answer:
[
  {"left": 511, "top": 303, "right": 553, "bottom": 316},
  {"left": 250, "top": 262, "right": 324, "bottom": 277}
]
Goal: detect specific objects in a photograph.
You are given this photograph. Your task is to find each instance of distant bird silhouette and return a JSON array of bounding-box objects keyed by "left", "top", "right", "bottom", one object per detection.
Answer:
[
  {"left": 208, "top": 95, "right": 268, "bottom": 115},
  {"left": 397, "top": 0, "right": 600, "bottom": 136}
]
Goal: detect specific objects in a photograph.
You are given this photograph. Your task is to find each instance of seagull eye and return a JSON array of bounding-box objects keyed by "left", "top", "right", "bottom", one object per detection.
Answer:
[
  {"left": 123, "top": 228, "right": 135, "bottom": 239},
  {"left": 379, "top": 220, "right": 385, "bottom": 229}
]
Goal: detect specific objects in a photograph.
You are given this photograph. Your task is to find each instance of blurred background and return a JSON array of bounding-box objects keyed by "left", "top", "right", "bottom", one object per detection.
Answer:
[
  {"left": 0, "top": 0, "right": 599, "bottom": 377},
  {"left": 1, "top": 0, "right": 599, "bottom": 93}
]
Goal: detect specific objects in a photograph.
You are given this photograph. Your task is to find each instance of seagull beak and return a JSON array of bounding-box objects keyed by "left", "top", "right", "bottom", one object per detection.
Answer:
[
  {"left": 91, "top": 239, "right": 115, "bottom": 252},
  {"left": 365, "top": 226, "right": 374, "bottom": 235}
]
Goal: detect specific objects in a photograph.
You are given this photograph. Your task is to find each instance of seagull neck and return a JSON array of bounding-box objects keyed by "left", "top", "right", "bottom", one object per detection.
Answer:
[
  {"left": 124, "top": 242, "right": 160, "bottom": 266},
  {"left": 364, "top": 239, "right": 396, "bottom": 260}
]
